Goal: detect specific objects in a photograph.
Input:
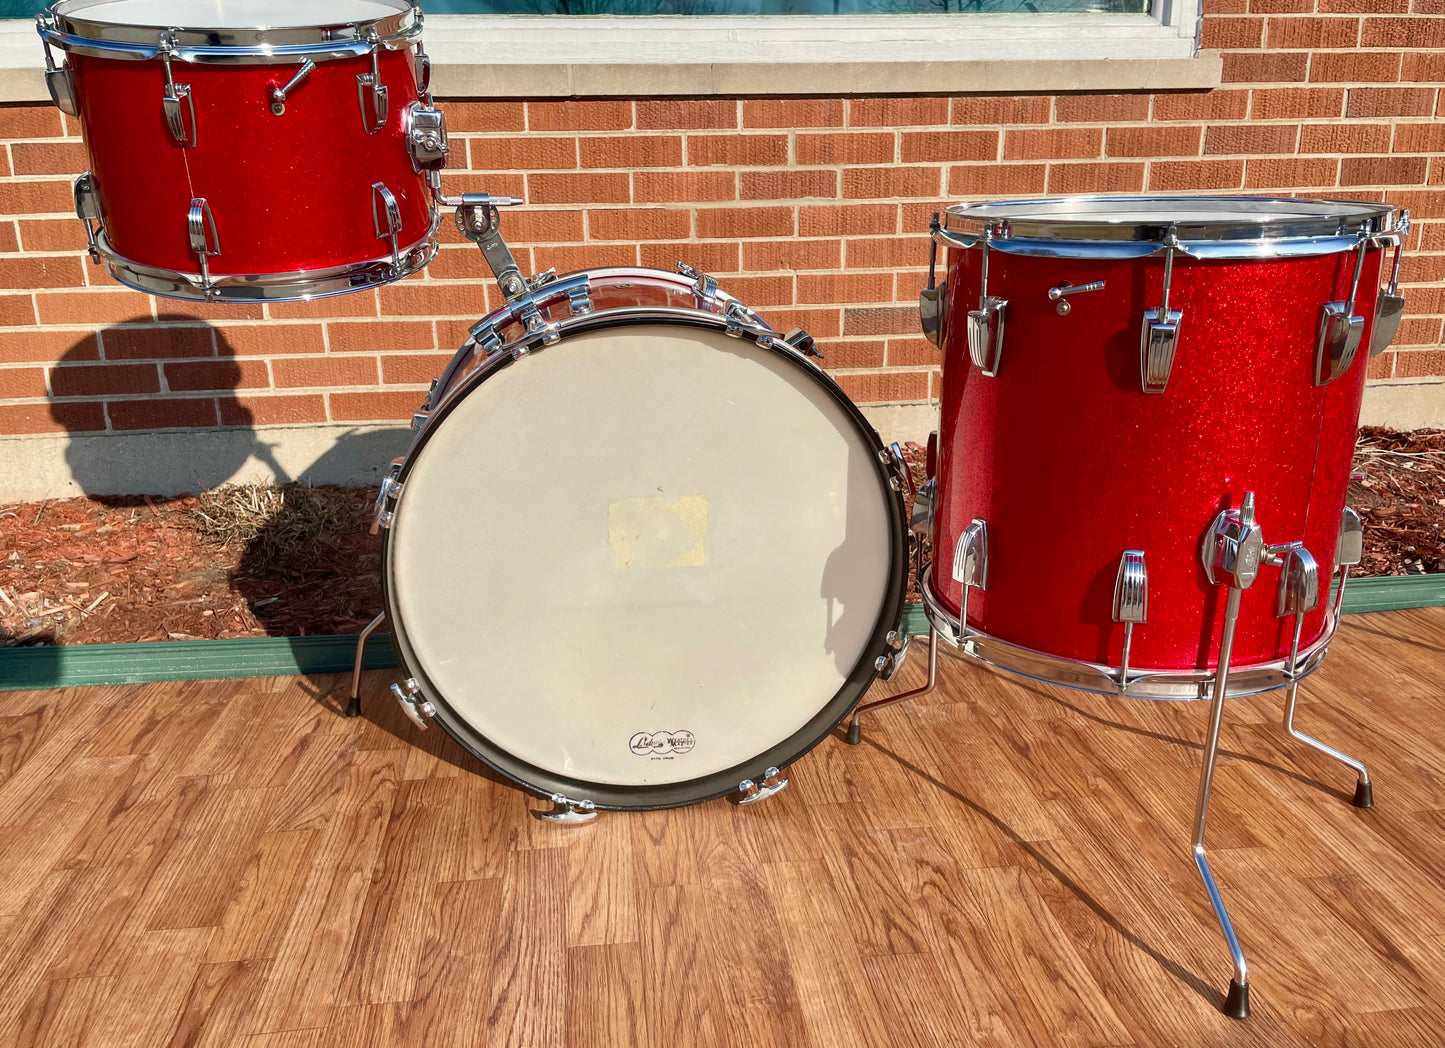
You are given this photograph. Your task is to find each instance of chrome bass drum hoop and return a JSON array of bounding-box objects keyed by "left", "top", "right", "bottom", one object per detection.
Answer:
[
  {"left": 919, "top": 568, "right": 1330, "bottom": 701},
  {"left": 381, "top": 309, "right": 909, "bottom": 810},
  {"left": 41, "top": 0, "right": 422, "bottom": 62}
]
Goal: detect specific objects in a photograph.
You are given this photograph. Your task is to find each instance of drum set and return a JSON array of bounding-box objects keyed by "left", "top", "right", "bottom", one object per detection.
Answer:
[{"left": 38, "top": 0, "right": 1411, "bottom": 1020}]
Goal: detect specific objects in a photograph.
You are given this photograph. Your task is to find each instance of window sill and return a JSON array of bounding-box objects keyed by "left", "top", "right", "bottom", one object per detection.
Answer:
[{"left": 0, "top": 16, "right": 1219, "bottom": 102}]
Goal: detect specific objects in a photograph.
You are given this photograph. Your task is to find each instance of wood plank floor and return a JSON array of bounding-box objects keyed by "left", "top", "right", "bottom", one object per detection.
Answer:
[{"left": 2, "top": 607, "right": 1444, "bottom": 1047}]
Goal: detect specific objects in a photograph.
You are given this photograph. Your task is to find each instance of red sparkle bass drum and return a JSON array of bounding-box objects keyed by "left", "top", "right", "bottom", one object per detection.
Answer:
[
  {"left": 38, "top": 0, "right": 448, "bottom": 301},
  {"left": 919, "top": 196, "right": 1408, "bottom": 698}
]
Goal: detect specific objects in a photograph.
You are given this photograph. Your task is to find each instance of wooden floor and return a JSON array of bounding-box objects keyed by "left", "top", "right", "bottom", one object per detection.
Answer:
[{"left": 2, "top": 609, "right": 1445, "bottom": 1047}]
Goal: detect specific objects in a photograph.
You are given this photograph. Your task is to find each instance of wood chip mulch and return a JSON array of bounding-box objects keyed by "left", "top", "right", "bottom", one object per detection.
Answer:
[{"left": 2, "top": 427, "right": 1441, "bottom": 648}]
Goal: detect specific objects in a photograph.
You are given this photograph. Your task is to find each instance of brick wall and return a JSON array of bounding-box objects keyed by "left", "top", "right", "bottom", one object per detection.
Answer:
[{"left": 1, "top": 0, "right": 1444, "bottom": 450}]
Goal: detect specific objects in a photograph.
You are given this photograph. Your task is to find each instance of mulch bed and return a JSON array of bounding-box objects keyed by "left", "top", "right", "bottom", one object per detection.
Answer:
[{"left": 2, "top": 426, "right": 1441, "bottom": 649}]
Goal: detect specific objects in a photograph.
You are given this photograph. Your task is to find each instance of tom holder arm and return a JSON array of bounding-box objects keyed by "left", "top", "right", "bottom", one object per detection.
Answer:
[{"left": 434, "top": 184, "right": 527, "bottom": 301}]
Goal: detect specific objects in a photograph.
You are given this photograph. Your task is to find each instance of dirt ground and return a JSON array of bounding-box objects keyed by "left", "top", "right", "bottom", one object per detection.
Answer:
[{"left": 1, "top": 426, "right": 1441, "bottom": 648}]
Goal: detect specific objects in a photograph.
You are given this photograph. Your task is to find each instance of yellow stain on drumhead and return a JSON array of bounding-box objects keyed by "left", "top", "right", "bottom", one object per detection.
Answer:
[{"left": 608, "top": 494, "right": 708, "bottom": 570}]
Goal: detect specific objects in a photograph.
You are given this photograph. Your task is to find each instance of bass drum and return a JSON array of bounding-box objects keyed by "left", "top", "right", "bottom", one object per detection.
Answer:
[{"left": 378, "top": 268, "right": 908, "bottom": 809}]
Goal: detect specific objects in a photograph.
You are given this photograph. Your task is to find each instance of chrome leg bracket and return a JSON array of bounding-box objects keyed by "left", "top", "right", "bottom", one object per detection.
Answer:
[
  {"left": 533, "top": 793, "right": 598, "bottom": 824},
  {"left": 846, "top": 626, "right": 939, "bottom": 745},
  {"left": 735, "top": 767, "right": 789, "bottom": 805},
  {"left": 347, "top": 611, "right": 386, "bottom": 718}
]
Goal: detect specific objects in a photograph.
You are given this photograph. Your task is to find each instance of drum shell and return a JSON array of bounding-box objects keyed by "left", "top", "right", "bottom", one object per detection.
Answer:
[
  {"left": 67, "top": 45, "right": 431, "bottom": 278},
  {"left": 929, "top": 242, "right": 1384, "bottom": 673}
]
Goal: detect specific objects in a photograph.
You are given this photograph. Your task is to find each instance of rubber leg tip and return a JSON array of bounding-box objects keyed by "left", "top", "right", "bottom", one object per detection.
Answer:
[
  {"left": 344, "top": 695, "right": 361, "bottom": 719},
  {"left": 845, "top": 719, "right": 862, "bottom": 746},
  {"left": 1353, "top": 780, "right": 1374, "bottom": 808},
  {"left": 1223, "top": 979, "right": 1250, "bottom": 1019}
]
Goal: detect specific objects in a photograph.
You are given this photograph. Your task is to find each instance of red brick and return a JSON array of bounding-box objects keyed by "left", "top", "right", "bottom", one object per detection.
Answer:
[
  {"left": 102, "top": 325, "right": 213, "bottom": 360},
  {"left": 16, "top": 219, "right": 89, "bottom": 254},
  {"left": 950, "top": 96, "right": 1051, "bottom": 125},
  {"left": 1148, "top": 160, "right": 1246, "bottom": 191},
  {"left": 326, "top": 320, "right": 434, "bottom": 353},
  {"left": 1325, "top": 0, "right": 1405, "bottom": 9},
  {"left": 743, "top": 100, "right": 844, "bottom": 128},
  {"left": 1347, "top": 87, "right": 1436, "bottom": 116},
  {"left": 473, "top": 136, "right": 576, "bottom": 170},
  {"left": 799, "top": 204, "right": 896, "bottom": 238},
  {"left": 1053, "top": 93, "right": 1152, "bottom": 123},
  {"left": 0, "top": 366, "right": 45, "bottom": 399},
  {"left": 743, "top": 239, "right": 839, "bottom": 272},
  {"left": 453, "top": 209, "right": 584, "bottom": 245},
  {"left": 1243, "top": 157, "right": 1340, "bottom": 187},
  {"left": 1340, "top": 155, "right": 1429, "bottom": 185},
  {"left": 0, "top": 180, "right": 75, "bottom": 215},
  {"left": 887, "top": 337, "right": 944, "bottom": 366},
  {"left": 1249, "top": 0, "right": 1311, "bottom": 13},
  {"left": 1222, "top": 51, "right": 1310, "bottom": 84},
  {"left": 1403, "top": 123, "right": 1445, "bottom": 153},
  {"left": 10, "top": 142, "right": 86, "bottom": 177},
  {"left": 438, "top": 172, "right": 527, "bottom": 200},
  {"left": 0, "top": 400, "right": 103, "bottom": 434},
  {"left": 0, "top": 222, "right": 16, "bottom": 252},
  {"left": 899, "top": 203, "right": 945, "bottom": 234},
  {"left": 0, "top": 294, "right": 35, "bottom": 326},
  {"left": 841, "top": 167, "right": 942, "bottom": 200},
  {"left": 272, "top": 355, "right": 378, "bottom": 388},
  {"left": 1106, "top": 126, "right": 1202, "bottom": 158},
  {"left": 1003, "top": 128, "right": 1103, "bottom": 162},
  {"left": 832, "top": 370, "right": 928, "bottom": 404},
  {"left": 532, "top": 244, "right": 637, "bottom": 272},
  {"left": 718, "top": 275, "right": 793, "bottom": 307},
  {"left": 588, "top": 208, "right": 690, "bottom": 241},
  {"left": 846, "top": 237, "right": 930, "bottom": 270},
  {"left": 633, "top": 171, "right": 735, "bottom": 203},
  {"left": 0, "top": 256, "right": 84, "bottom": 290},
  {"left": 1416, "top": 0, "right": 1445, "bottom": 13},
  {"left": 815, "top": 340, "right": 886, "bottom": 369},
  {"left": 1367, "top": 352, "right": 1395, "bottom": 379},
  {"left": 760, "top": 308, "right": 841, "bottom": 339},
  {"left": 1153, "top": 91, "right": 1251, "bottom": 122},
  {"left": 900, "top": 131, "right": 997, "bottom": 163},
  {"left": 1362, "top": 15, "right": 1445, "bottom": 46},
  {"left": 35, "top": 291, "right": 151, "bottom": 326},
  {"left": 1047, "top": 162, "right": 1146, "bottom": 194},
  {"left": 164, "top": 359, "right": 270, "bottom": 392},
  {"left": 1205, "top": 124, "right": 1301, "bottom": 154},
  {"left": 948, "top": 163, "right": 1047, "bottom": 197},
  {"left": 528, "top": 101, "right": 632, "bottom": 133},
  {"left": 1200, "top": 16, "right": 1266, "bottom": 48},
  {"left": 579, "top": 135, "right": 682, "bottom": 169},
  {"left": 740, "top": 170, "right": 838, "bottom": 201},
  {"left": 1267, "top": 16, "right": 1360, "bottom": 48},
  {"left": 259, "top": 285, "right": 370, "bottom": 330},
  {"left": 796, "top": 133, "right": 895, "bottom": 166},
  {"left": 0, "top": 329, "right": 94, "bottom": 364},
  {"left": 642, "top": 241, "right": 739, "bottom": 274},
  {"left": 527, "top": 172, "right": 630, "bottom": 205},
  {"left": 221, "top": 324, "right": 327, "bottom": 356},
  {"left": 848, "top": 97, "right": 949, "bottom": 127},
  {"left": 1402, "top": 254, "right": 1445, "bottom": 281},
  {"left": 1394, "top": 349, "right": 1445, "bottom": 376},
  {"left": 842, "top": 306, "right": 920, "bottom": 337},
  {"left": 1414, "top": 222, "right": 1445, "bottom": 250},
  {"left": 1311, "top": 51, "right": 1402, "bottom": 83},
  {"left": 687, "top": 135, "right": 788, "bottom": 168},
  {"left": 0, "top": 106, "right": 64, "bottom": 139},
  {"left": 424, "top": 249, "right": 491, "bottom": 281},
  {"left": 797, "top": 273, "right": 894, "bottom": 305},
  {"left": 50, "top": 362, "right": 157, "bottom": 397},
  {"left": 105, "top": 397, "right": 217, "bottom": 431},
  {"left": 329, "top": 390, "right": 419, "bottom": 422},
  {"left": 379, "top": 353, "right": 455, "bottom": 386},
  {"left": 157, "top": 301, "right": 265, "bottom": 324},
  {"left": 444, "top": 102, "right": 525, "bottom": 133},
  {"left": 1394, "top": 317, "right": 1444, "bottom": 344},
  {"left": 1300, "top": 122, "right": 1391, "bottom": 153},
  {"left": 219, "top": 394, "right": 326, "bottom": 426},
  {"left": 636, "top": 100, "right": 737, "bottom": 130},
  {"left": 1250, "top": 88, "right": 1346, "bottom": 119},
  {"left": 377, "top": 284, "right": 486, "bottom": 319},
  {"left": 1401, "top": 52, "right": 1445, "bottom": 81},
  {"left": 1387, "top": 189, "right": 1445, "bottom": 218},
  {"left": 696, "top": 206, "right": 795, "bottom": 239}
]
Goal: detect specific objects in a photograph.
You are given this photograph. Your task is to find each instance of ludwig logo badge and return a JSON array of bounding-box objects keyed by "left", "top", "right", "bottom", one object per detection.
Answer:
[{"left": 629, "top": 730, "right": 696, "bottom": 758}]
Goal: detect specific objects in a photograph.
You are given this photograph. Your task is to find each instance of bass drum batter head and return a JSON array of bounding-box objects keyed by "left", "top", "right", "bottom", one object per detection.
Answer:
[{"left": 382, "top": 317, "right": 906, "bottom": 809}]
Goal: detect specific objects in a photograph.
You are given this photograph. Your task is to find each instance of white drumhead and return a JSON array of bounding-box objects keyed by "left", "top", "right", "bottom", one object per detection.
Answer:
[
  {"left": 52, "top": 0, "right": 406, "bottom": 28},
  {"left": 389, "top": 323, "right": 894, "bottom": 788}
]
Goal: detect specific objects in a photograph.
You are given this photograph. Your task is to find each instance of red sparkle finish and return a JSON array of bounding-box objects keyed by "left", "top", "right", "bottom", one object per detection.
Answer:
[
  {"left": 930, "top": 242, "right": 1385, "bottom": 672},
  {"left": 68, "top": 46, "right": 430, "bottom": 278}
]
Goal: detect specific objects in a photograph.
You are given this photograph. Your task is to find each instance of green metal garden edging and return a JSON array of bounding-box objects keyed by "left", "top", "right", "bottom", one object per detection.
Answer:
[{"left": 3, "top": 573, "right": 1444, "bottom": 692}]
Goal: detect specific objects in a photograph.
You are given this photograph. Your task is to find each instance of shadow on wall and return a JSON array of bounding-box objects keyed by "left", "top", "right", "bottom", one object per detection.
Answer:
[{"left": 3, "top": 318, "right": 403, "bottom": 693}]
